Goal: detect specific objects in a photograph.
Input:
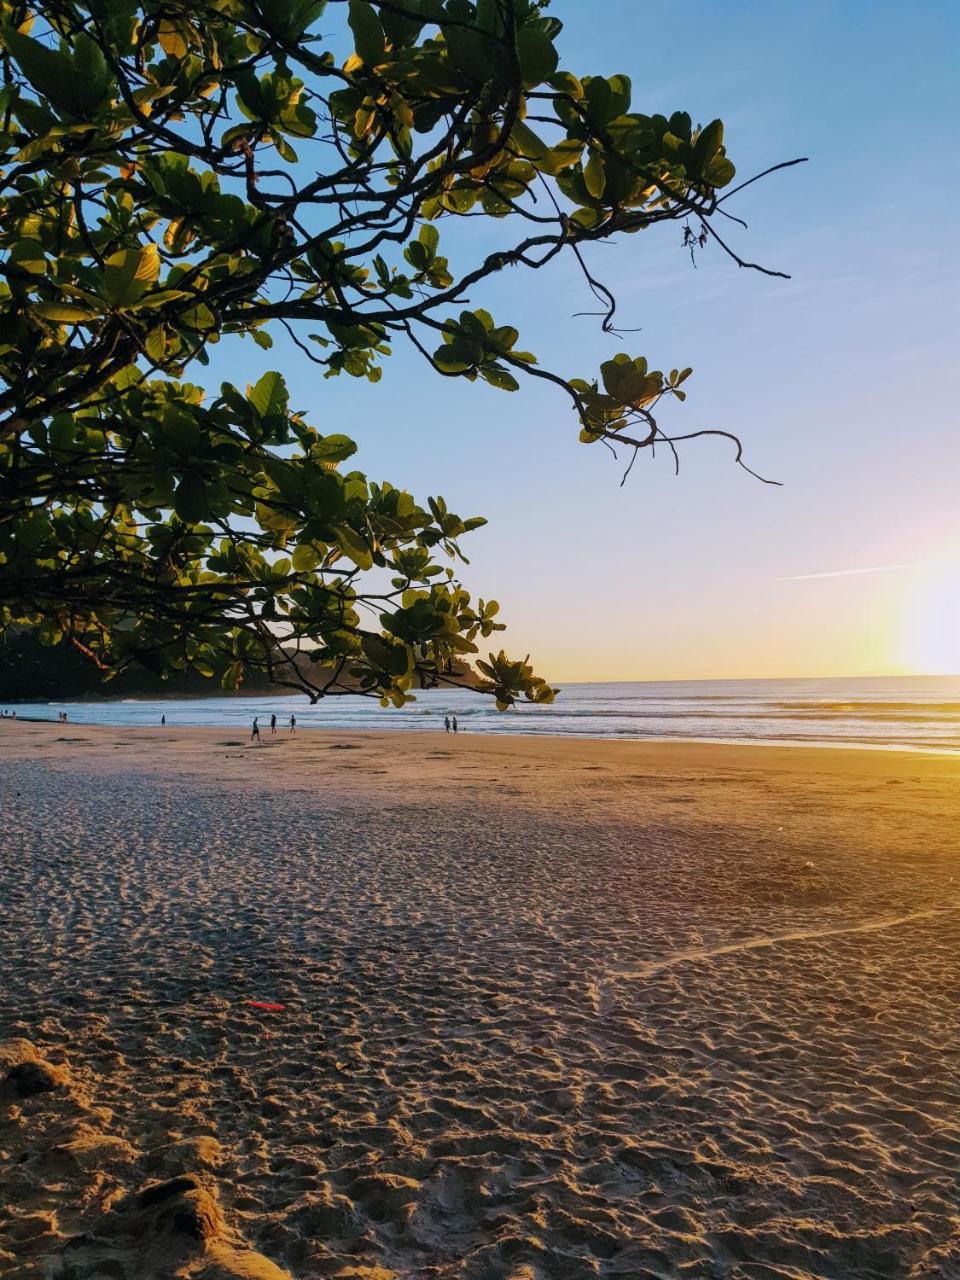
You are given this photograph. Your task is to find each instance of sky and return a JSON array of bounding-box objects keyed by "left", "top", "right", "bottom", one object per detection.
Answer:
[{"left": 222, "top": 0, "right": 960, "bottom": 682}]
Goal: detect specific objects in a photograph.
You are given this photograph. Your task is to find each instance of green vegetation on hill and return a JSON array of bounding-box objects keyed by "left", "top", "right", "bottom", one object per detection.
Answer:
[
  {"left": 0, "top": 626, "right": 481, "bottom": 702},
  {"left": 0, "top": 627, "right": 273, "bottom": 701}
]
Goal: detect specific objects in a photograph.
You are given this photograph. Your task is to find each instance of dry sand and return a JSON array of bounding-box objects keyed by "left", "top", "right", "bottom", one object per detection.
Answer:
[{"left": 2, "top": 720, "right": 960, "bottom": 1279}]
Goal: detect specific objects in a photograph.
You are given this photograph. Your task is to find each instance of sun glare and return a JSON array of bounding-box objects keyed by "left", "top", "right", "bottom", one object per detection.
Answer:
[{"left": 900, "top": 563, "right": 960, "bottom": 675}]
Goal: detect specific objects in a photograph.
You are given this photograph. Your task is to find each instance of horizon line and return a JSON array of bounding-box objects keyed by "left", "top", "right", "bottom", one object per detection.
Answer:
[{"left": 540, "top": 671, "right": 960, "bottom": 686}]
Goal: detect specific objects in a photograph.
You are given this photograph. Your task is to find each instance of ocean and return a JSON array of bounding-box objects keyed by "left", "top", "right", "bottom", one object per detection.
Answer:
[{"left": 6, "top": 675, "right": 960, "bottom": 752}]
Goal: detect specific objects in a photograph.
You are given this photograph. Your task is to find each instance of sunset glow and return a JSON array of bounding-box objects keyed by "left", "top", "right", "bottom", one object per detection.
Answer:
[{"left": 899, "top": 562, "right": 960, "bottom": 676}]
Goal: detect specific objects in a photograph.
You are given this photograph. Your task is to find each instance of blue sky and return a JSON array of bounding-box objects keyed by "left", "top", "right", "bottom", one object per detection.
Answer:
[{"left": 220, "top": 1, "right": 960, "bottom": 679}]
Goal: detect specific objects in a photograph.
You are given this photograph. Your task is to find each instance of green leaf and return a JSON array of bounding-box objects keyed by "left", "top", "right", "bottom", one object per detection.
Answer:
[
  {"left": 404, "top": 240, "right": 429, "bottom": 272},
  {"left": 313, "top": 434, "right": 358, "bottom": 463},
  {"left": 475, "top": 0, "right": 504, "bottom": 36},
  {"left": 583, "top": 153, "right": 606, "bottom": 200},
  {"left": 180, "top": 303, "right": 218, "bottom": 331},
  {"left": 600, "top": 355, "right": 662, "bottom": 406},
  {"left": 34, "top": 302, "right": 97, "bottom": 323},
  {"left": 72, "top": 32, "right": 112, "bottom": 118},
  {"left": 348, "top": 0, "right": 386, "bottom": 65},
  {"left": 291, "top": 543, "right": 320, "bottom": 572},
  {"left": 144, "top": 328, "right": 166, "bottom": 363},
  {"left": 333, "top": 524, "right": 373, "bottom": 570},
  {"left": 443, "top": 25, "right": 491, "bottom": 84},
  {"left": 704, "top": 154, "right": 736, "bottom": 188},
  {"left": 174, "top": 473, "right": 208, "bottom": 523},
  {"left": 584, "top": 76, "right": 612, "bottom": 125},
  {"left": 541, "top": 138, "right": 583, "bottom": 175},
  {"left": 433, "top": 349, "right": 473, "bottom": 373},
  {"left": 161, "top": 405, "right": 202, "bottom": 457},
  {"left": 129, "top": 289, "right": 189, "bottom": 311},
  {"left": 9, "top": 240, "right": 47, "bottom": 275},
  {"left": 668, "top": 111, "right": 693, "bottom": 141},
  {"left": 548, "top": 70, "right": 583, "bottom": 100},
  {"left": 606, "top": 74, "right": 632, "bottom": 119},
  {"left": 2, "top": 29, "right": 77, "bottom": 119},
  {"left": 480, "top": 365, "right": 519, "bottom": 391},
  {"left": 516, "top": 23, "right": 558, "bottom": 87},
  {"left": 247, "top": 371, "right": 288, "bottom": 419},
  {"left": 419, "top": 221, "right": 439, "bottom": 251},
  {"left": 694, "top": 118, "right": 724, "bottom": 166},
  {"left": 511, "top": 120, "right": 549, "bottom": 163},
  {"left": 101, "top": 244, "right": 160, "bottom": 308}
]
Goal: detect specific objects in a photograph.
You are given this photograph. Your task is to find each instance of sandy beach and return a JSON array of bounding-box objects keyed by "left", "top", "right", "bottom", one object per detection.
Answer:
[{"left": 3, "top": 721, "right": 960, "bottom": 1279}]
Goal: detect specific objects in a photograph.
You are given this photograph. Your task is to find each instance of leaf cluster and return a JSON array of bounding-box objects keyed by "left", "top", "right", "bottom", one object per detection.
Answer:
[{"left": 0, "top": 0, "right": 785, "bottom": 702}]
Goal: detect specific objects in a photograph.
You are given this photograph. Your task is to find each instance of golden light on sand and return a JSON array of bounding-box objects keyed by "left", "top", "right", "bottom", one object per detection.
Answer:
[{"left": 900, "top": 561, "right": 960, "bottom": 675}]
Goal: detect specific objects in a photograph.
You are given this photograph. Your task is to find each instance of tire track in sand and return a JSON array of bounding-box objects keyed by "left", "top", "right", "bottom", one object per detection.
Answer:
[{"left": 592, "top": 904, "right": 960, "bottom": 1014}]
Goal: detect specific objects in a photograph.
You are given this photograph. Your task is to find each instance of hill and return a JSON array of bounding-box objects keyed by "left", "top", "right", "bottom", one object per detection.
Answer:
[{"left": 0, "top": 628, "right": 480, "bottom": 703}]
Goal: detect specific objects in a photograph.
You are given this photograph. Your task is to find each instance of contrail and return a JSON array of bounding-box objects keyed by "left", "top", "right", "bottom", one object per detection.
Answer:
[{"left": 775, "top": 563, "right": 914, "bottom": 582}]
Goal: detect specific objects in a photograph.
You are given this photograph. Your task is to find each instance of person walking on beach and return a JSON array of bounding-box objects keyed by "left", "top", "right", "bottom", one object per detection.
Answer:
[
  {"left": 289, "top": 714, "right": 296, "bottom": 734},
  {"left": 251, "top": 716, "right": 261, "bottom": 744},
  {"left": 270, "top": 713, "right": 277, "bottom": 735},
  {"left": 452, "top": 715, "right": 458, "bottom": 734},
  {"left": 161, "top": 714, "right": 166, "bottom": 727},
  {"left": 444, "top": 716, "right": 450, "bottom": 733}
]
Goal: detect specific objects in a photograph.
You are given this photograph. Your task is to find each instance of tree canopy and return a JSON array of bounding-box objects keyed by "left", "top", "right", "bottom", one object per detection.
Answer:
[{"left": 0, "top": 0, "right": 797, "bottom": 706}]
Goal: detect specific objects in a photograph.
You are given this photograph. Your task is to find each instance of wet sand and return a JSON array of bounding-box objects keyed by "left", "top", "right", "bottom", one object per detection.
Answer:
[{"left": 2, "top": 721, "right": 960, "bottom": 1279}]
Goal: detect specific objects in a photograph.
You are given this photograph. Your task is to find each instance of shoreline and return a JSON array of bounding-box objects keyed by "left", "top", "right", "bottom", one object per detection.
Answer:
[
  {"left": 5, "top": 712, "right": 960, "bottom": 758},
  {"left": 3, "top": 715, "right": 959, "bottom": 757}
]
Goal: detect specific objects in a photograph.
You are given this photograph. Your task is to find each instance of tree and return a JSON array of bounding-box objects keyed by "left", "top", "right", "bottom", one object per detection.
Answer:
[{"left": 0, "top": 0, "right": 799, "bottom": 707}]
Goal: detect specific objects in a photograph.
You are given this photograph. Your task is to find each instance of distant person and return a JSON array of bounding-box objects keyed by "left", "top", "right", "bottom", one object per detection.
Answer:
[
  {"left": 161, "top": 714, "right": 166, "bottom": 727},
  {"left": 452, "top": 715, "right": 458, "bottom": 734},
  {"left": 251, "top": 716, "right": 261, "bottom": 744},
  {"left": 444, "top": 716, "right": 450, "bottom": 733},
  {"left": 270, "top": 713, "right": 277, "bottom": 735},
  {"left": 289, "top": 714, "right": 296, "bottom": 734}
]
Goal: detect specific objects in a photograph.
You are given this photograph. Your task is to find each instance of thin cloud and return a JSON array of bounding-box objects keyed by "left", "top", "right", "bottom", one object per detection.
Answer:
[{"left": 775, "top": 563, "right": 914, "bottom": 582}]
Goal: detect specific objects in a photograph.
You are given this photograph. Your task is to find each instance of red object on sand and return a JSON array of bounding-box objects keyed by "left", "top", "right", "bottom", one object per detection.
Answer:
[{"left": 244, "top": 1000, "right": 285, "bottom": 1011}]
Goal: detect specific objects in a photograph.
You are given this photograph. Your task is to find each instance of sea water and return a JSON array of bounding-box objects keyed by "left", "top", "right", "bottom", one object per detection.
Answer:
[{"left": 7, "top": 676, "right": 960, "bottom": 752}]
